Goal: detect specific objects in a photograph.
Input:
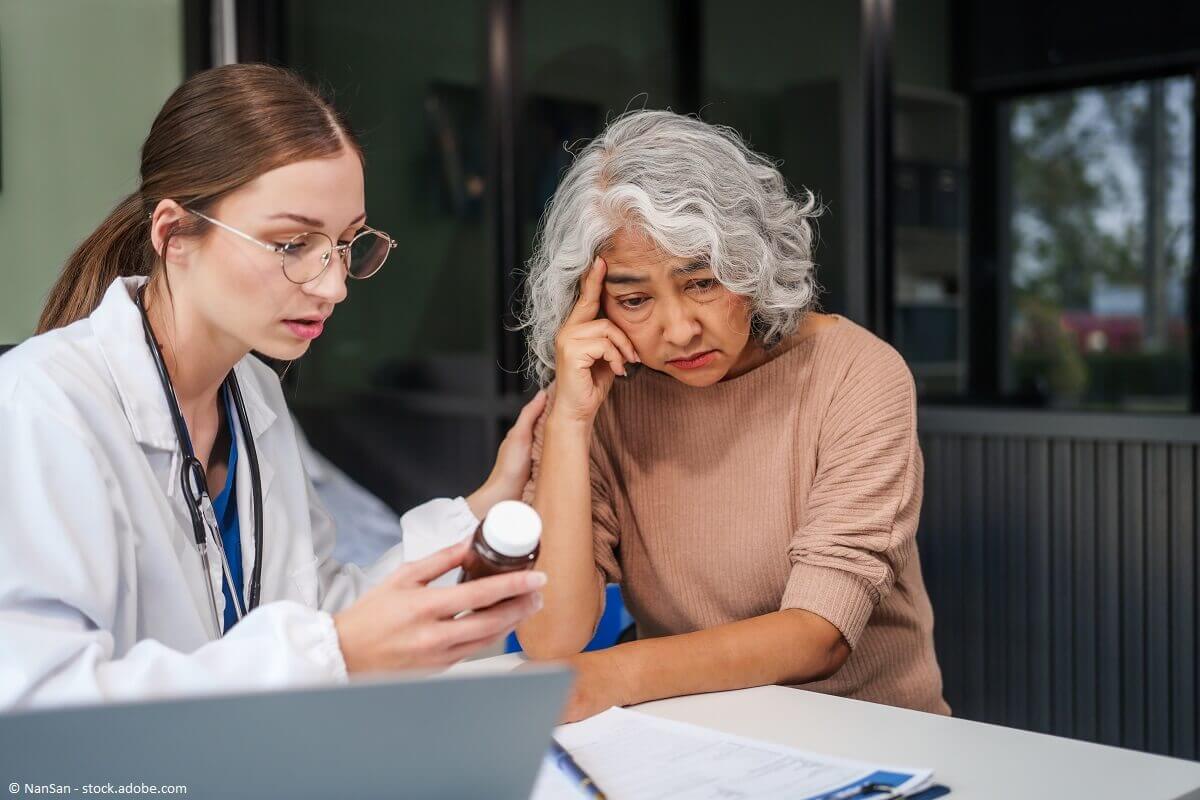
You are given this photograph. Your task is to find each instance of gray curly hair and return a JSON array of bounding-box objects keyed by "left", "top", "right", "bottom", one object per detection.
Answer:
[{"left": 518, "top": 109, "right": 822, "bottom": 386}]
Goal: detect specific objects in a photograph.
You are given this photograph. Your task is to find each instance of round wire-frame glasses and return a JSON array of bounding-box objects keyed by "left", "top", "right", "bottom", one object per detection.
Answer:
[{"left": 185, "top": 207, "right": 398, "bottom": 284}]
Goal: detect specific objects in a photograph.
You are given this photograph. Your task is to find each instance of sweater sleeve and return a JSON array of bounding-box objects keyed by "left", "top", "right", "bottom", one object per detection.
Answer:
[
  {"left": 523, "top": 384, "right": 623, "bottom": 584},
  {"left": 779, "top": 341, "right": 923, "bottom": 649}
]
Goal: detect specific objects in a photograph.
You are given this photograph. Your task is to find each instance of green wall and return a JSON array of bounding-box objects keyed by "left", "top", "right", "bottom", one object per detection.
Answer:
[{"left": 0, "top": 0, "right": 182, "bottom": 343}]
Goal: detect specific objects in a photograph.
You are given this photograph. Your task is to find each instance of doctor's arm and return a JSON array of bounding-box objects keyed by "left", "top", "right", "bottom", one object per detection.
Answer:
[
  {"left": 0, "top": 406, "right": 540, "bottom": 710},
  {"left": 0, "top": 406, "right": 350, "bottom": 709}
]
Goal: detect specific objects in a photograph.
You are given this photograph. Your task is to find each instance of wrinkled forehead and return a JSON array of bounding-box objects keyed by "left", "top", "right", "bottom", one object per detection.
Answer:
[{"left": 599, "top": 227, "right": 706, "bottom": 283}]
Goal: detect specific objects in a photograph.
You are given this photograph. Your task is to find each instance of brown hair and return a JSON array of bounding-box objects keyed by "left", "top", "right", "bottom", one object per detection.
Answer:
[{"left": 37, "top": 63, "right": 361, "bottom": 334}]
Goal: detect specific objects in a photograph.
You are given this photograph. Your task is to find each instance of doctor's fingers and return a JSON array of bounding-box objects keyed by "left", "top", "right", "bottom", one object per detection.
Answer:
[
  {"left": 435, "top": 626, "right": 522, "bottom": 667},
  {"left": 421, "top": 569, "right": 547, "bottom": 618},
  {"left": 440, "top": 592, "right": 543, "bottom": 646},
  {"left": 508, "top": 389, "right": 548, "bottom": 438},
  {"left": 391, "top": 539, "right": 472, "bottom": 587}
]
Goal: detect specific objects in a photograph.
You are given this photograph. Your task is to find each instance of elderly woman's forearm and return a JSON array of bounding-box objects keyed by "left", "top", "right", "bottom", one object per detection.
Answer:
[
  {"left": 607, "top": 609, "right": 851, "bottom": 706},
  {"left": 517, "top": 415, "right": 603, "bottom": 655}
]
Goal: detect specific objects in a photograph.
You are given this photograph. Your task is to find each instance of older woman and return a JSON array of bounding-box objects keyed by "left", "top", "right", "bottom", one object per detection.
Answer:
[{"left": 515, "top": 110, "right": 948, "bottom": 721}]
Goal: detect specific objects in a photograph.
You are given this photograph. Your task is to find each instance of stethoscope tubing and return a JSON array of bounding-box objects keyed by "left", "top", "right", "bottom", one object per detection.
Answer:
[{"left": 135, "top": 286, "right": 264, "bottom": 636}]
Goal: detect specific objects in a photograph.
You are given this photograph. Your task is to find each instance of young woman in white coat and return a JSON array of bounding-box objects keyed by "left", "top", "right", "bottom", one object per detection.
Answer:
[{"left": 0, "top": 64, "right": 547, "bottom": 709}]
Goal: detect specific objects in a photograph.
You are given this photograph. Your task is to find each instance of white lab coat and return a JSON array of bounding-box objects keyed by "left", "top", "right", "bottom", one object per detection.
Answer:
[{"left": 0, "top": 277, "right": 476, "bottom": 710}]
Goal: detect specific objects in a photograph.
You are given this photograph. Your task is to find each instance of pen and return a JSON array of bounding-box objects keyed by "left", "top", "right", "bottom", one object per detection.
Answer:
[
  {"left": 829, "top": 781, "right": 902, "bottom": 800},
  {"left": 549, "top": 738, "right": 607, "bottom": 799},
  {"left": 840, "top": 782, "right": 951, "bottom": 799}
]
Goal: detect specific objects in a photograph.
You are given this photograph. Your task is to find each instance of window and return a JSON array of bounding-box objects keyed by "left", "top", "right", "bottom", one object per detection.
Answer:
[{"left": 1002, "top": 77, "right": 1193, "bottom": 411}]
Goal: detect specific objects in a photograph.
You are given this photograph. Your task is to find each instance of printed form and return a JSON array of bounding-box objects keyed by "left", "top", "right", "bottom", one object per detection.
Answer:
[{"left": 533, "top": 706, "right": 933, "bottom": 800}]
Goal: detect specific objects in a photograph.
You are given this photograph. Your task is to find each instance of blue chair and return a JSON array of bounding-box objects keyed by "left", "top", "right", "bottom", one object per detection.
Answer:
[{"left": 505, "top": 584, "right": 634, "bottom": 653}]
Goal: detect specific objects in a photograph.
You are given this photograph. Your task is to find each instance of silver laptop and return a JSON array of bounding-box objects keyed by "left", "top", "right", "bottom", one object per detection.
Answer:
[{"left": 0, "top": 665, "right": 573, "bottom": 800}]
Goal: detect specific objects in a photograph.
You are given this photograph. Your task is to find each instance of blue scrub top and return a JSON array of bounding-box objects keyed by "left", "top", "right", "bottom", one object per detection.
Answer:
[{"left": 211, "top": 385, "right": 244, "bottom": 632}]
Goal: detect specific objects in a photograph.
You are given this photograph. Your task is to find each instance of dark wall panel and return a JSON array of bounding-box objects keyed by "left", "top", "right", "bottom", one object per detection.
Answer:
[
  {"left": 1050, "top": 439, "right": 1073, "bottom": 738},
  {"left": 918, "top": 408, "right": 1200, "bottom": 760},
  {"left": 1005, "top": 438, "right": 1029, "bottom": 730},
  {"left": 1097, "top": 442, "right": 1122, "bottom": 748},
  {"left": 1073, "top": 440, "right": 1097, "bottom": 743},
  {"left": 1170, "top": 445, "right": 1197, "bottom": 759},
  {"left": 1122, "top": 442, "right": 1147, "bottom": 751},
  {"left": 1028, "top": 438, "right": 1053, "bottom": 734},
  {"left": 1147, "top": 445, "right": 1172, "bottom": 755}
]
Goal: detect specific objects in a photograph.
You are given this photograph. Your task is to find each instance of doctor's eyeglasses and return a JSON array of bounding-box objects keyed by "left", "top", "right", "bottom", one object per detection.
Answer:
[{"left": 185, "top": 208, "right": 398, "bottom": 284}]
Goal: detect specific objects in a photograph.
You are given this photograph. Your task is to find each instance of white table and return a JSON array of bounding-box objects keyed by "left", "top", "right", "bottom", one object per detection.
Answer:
[{"left": 453, "top": 654, "right": 1200, "bottom": 799}]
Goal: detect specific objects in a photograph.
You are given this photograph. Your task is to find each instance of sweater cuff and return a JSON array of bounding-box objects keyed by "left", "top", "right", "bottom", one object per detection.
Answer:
[{"left": 780, "top": 563, "right": 876, "bottom": 649}]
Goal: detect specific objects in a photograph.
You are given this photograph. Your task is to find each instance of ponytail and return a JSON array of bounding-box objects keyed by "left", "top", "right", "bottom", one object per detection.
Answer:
[{"left": 37, "top": 192, "right": 154, "bottom": 334}]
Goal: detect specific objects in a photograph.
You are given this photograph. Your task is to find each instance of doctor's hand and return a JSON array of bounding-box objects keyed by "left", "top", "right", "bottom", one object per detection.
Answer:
[
  {"left": 551, "top": 257, "right": 640, "bottom": 426},
  {"left": 333, "top": 540, "right": 546, "bottom": 673},
  {"left": 466, "top": 389, "right": 548, "bottom": 520}
]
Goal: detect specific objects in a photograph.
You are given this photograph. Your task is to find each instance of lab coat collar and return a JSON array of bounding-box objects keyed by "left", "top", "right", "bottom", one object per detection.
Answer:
[{"left": 90, "top": 276, "right": 279, "bottom": 452}]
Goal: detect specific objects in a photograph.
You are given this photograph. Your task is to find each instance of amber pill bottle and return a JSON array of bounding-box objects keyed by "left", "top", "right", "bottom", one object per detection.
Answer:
[{"left": 458, "top": 500, "right": 542, "bottom": 583}]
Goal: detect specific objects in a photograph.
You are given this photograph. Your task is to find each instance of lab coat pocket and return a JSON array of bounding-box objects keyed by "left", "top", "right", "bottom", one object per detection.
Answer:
[{"left": 289, "top": 556, "right": 321, "bottom": 608}]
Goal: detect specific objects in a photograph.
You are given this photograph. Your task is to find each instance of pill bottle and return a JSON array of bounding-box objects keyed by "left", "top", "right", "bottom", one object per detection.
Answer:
[{"left": 459, "top": 500, "right": 541, "bottom": 582}]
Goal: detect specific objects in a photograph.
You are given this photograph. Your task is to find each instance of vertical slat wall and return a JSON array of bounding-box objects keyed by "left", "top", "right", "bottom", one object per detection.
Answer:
[{"left": 918, "top": 408, "right": 1200, "bottom": 760}]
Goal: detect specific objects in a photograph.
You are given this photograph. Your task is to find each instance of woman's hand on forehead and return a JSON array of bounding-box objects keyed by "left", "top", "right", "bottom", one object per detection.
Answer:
[{"left": 549, "top": 257, "right": 640, "bottom": 425}]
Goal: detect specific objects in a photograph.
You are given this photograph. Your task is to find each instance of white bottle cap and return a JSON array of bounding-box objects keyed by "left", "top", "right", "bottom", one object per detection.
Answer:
[{"left": 481, "top": 500, "right": 542, "bottom": 557}]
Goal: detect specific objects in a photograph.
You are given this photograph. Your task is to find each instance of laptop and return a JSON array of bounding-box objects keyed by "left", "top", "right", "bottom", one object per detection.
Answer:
[{"left": 0, "top": 665, "right": 574, "bottom": 800}]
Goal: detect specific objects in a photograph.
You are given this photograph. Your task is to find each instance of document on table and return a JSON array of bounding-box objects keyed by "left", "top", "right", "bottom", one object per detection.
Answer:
[
  {"left": 531, "top": 707, "right": 933, "bottom": 800},
  {"left": 529, "top": 754, "right": 584, "bottom": 799}
]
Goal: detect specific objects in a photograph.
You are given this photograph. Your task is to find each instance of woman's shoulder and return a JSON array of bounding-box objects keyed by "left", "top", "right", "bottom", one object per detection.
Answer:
[
  {"left": 804, "top": 313, "right": 912, "bottom": 384},
  {"left": 756, "top": 314, "right": 916, "bottom": 428},
  {"left": 756, "top": 312, "right": 910, "bottom": 391}
]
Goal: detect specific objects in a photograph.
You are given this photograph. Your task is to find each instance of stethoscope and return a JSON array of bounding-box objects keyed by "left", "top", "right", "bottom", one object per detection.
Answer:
[{"left": 136, "top": 286, "right": 264, "bottom": 636}]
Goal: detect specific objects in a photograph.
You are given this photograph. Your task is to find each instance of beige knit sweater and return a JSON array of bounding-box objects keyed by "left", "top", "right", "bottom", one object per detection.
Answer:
[{"left": 528, "top": 315, "right": 950, "bottom": 715}]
